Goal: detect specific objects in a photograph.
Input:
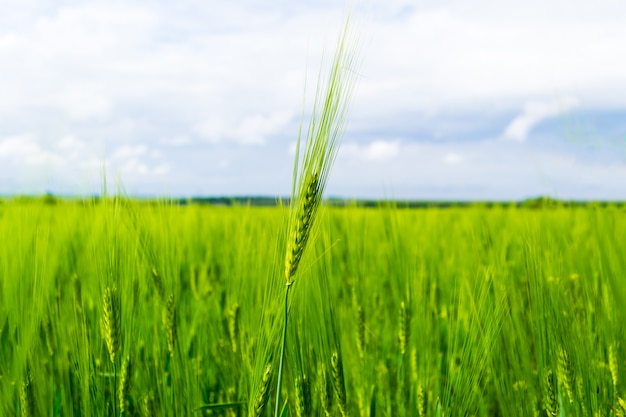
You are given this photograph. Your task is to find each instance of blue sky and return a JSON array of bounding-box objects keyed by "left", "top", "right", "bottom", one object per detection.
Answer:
[{"left": 0, "top": 1, "right": 625, "bottom": 200}]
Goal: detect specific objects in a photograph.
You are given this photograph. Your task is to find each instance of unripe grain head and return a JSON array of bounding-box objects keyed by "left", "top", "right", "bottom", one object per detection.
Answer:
[
  {"left": 331, "top": 350, "right": 348, "bottom": 417},
  {"left": 356, "top": 305, "right": 365, "bottom": 360},
  {"left": 163, "top": 294, "right": 177, "bottom": 357},
  {"left": 294, "top": 375, "right": 311, "bottom": 417},
  {"left": 119, "top": 355, "right": 133, "bottom": 415},
  {"left": 102, "top": 286, "right": 121, "bottom": 364},
  {"left": 319, "top": 367, "right": 333, "bottom": 417},
  {"left": 227, "top": 304, "right": 240, "bottom": 353},
  {"left": 285, "top": 172, "right": 320, "bottom": 283},
  {"left": 557, "top": 346, "right": 575, "bottom": 403},
  {"left": 251, "top": 364, "right": 272, "bottom": 417},
  {"left": 20, "top": 367, "right": 35, "bottom": 417},
  {"left": 398, "top": 301, "right": 410, "bottom": 356},
  {"left": 542, "top": 368, "right": 558, "bottom": 417}
]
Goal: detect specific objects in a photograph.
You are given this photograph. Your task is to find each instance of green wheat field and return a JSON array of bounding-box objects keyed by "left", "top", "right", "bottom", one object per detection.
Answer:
[
  {"left": 0, "top": 198, "right": 625, "bottom": 416},
  {"left": 2, "top": 14, "right": 626, "bottom": 417}
]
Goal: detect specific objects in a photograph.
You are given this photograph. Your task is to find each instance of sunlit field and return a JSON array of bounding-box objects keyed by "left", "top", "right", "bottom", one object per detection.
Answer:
[
  {"left": 5, "top": 3, "right": 626, "bottom": 417},
  {"left": 0, "top": 198, "right": 624, "bottom": 416}
]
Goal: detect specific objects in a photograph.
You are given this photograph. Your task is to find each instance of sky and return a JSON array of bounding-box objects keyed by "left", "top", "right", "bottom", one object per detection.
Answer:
[{"left": 0, "top": 0, "right": 625, "bottom": 200}]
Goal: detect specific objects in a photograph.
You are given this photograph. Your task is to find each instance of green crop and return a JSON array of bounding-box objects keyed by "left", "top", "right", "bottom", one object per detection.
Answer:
[{"left": 0, "top": 198, "right": 624, "bottom": 416}]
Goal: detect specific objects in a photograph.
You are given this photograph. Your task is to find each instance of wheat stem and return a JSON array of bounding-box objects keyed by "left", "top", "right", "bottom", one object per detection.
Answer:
[{"left": 273, "top": 283, "right": 291, "bottom": 417}]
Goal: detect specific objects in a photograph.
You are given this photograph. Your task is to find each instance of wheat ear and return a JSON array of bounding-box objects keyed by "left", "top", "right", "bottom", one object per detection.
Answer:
[
  {"left": 163, "top": 294, "right": 177, "bottom": 357},
  {"left": 227, "top": 304, "right": 240, "bottom": 353},
  {"left": 398, "top": 301, "right": 410, "bottom": 356},
  {"left": 294, "top": 375, "right": 311, "bottom": 417},
  {"left": 331, "top": 350, "right": 348, "bottom": 417},
  {"left": 102, "top": 286, "right": 121, "bottom": 364},
  {"left": 356, "top": 305, "right": 366, "bottom": 360},
  {"left": 20, "top": 367, "right": 35, "bottom": 417},
  {"left": 417, "top": 382, "right": 426, "bottom": 417},
  {"left": 119, "top": 355, "right": 132, "bottom": 415},
  {"left": 285, "top": 172, "right": 320, "bottom": 283},
  {"left": 251, "top": 364, "right": 272, "bottom": 417},
  {"left": 557, "top": 346, "right": 575, "bottom": 403},
  {"left": 542, "top": 368, "right": 558, "bottom": 417},
  {"left": 102, "top": 285, "right": 121, "bottom": 415},
  {"left": 319, "top": 367, "right": 333, "bottom": 417}
]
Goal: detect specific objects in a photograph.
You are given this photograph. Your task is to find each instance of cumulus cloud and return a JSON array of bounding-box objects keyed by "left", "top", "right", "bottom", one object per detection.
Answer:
[
  {"left": 58, "top": 86, "right": 114, "bottom": 121},
  {"left": 1, "top": 1, "right": 626, "bottom": 198},
  {"left": 111, "top": 144, "right": 148, "bottom": 160},
  {"left": 0, "top": 135, "right": 64, "bottom": 167},
  {"left": 194, "top": 111, "right": 293, "bottom": 145},
  {"left": 503, "top": 97, "right": 580, "bottom": 142},
  {"left": 443, "top": 152, "right": 463, "bottom": 165},
  {"left": 160, "top": 136, "right": 191, "bottom": 147},
  {"left": 341, "top": 140, "right": 400, "bottom": 161},
  {"left": 108, "top": 144, "right": 170, "bottom": 177}
]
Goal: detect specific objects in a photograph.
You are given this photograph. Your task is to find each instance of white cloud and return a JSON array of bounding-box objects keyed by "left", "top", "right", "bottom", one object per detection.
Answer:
[
  {"left": 58, "top": 85, "right": 113, "bottom": 120},
  {"left": 195, "top": 111, "right": 293, "bottom": 145},
  {"left": 0, "top": 135, "right": 64, "bottom": 167},
  {"left": 106, "top": 143, "right": 170, "bottom": 179},
  {"left": 234, "top": 111, "right": 293, "bottom": 145},
  {"left": 503, "top": 97, "right": 580, "bottom": 142},
  {"left": 359, "top": 2, "right": 626, "bottom": 118},
  {"left": 331, "top": 137, "right": 626, "bottom": 200},
  {"left": 160, "top": 136, "right": 191, "bottom": 147},
  {"left": 111, "top": 144, "right": 148, "bottom": 160},
  {"left": 2, "top": 1, "right": 626, "bottom": 120},
  {"left": 443, "top": 153, "right": 463, "bottom": 165},
  {"left": 341, "top": 140, "right": 400, "bottom": 161},
  {"left": 56, "top": 136, "right": 82, "bottom": 150},
  {"left": 1, "top": 1, "right": 626, "bottom": 198},
  {"left": 153, "top": 163, "right": 170, "bottom": 176}
]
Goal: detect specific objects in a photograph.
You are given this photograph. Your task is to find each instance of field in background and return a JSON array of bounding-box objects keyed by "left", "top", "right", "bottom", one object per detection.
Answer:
[{"left": 0, "top": 199, "right": 624, "bottom": 416}]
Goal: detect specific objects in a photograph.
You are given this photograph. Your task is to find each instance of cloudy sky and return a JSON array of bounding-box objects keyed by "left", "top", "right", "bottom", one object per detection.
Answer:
[{"left": 1, "top": 0, "right": 625, "bottom": 200}]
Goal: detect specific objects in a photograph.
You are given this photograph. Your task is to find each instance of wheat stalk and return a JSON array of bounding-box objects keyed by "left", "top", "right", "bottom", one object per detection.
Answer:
[
  {"left": 227, "top": 304, "right": 240, "bottom": 353},
  {"left": 42, "top": 314, "right": 54, "bottom": 357},
  {"left": 140, "top": 392, "right": 156, "bottom": 417},
  {"left": 331, "top": 350, "right": 348, "bottom": 417},
  {"left": 557, "top": 346, "right": 575, "bottom": 403},
  {"left": 398, "top": 301, "right": 410, "bottom": 356},
  {"left": 417, "top": 382, "right": 426, "bottom": 417},
  {"left": 151, "top": 267, "right": 166, "bottom": 301},
  {"left": 294, "top": 375, "right": 311, "bottom": 417},
  {"left": 163, "top": 294, "right": 177, "bottom": 357},
  {"left": 102, "top": 285, "right": 121, "bottom": 415},
  {"left": 319, "top": 367, "right": 333, "bottom": 417},
  {"left": 20, "top": 367, "right": 35, "bottom": 417},
  {"left": 618, "top": 397, "right": 626, "bottom": 416},
  {"left": 542, "top": 368, "right": 558, "bottom": 417},
  {"left": 251, "top": 364, "right": 272, "bottom": 417},
  {"left": 356, "top": 305, "right": 366, "bottom": 360},
  {"left": 283, "top": 13, "right": 361, "bottom": 286},
  {"left": 610, "top": 342, "right": 619, "bottom": 394},
  {"left": 576, "top": 374, "right": 587, "bottom": 416},
  {"left": 102, "top": 286, "right": 121, "bottom": 364},
  {"left": 119, "top": 355, "right": 133, "bottom": 415},
  {"left": 285, "top": 172, "right": 320, "bottom": 283},
  {"left": 272, "top": 16, "right": 361, "bottom": 417}
]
